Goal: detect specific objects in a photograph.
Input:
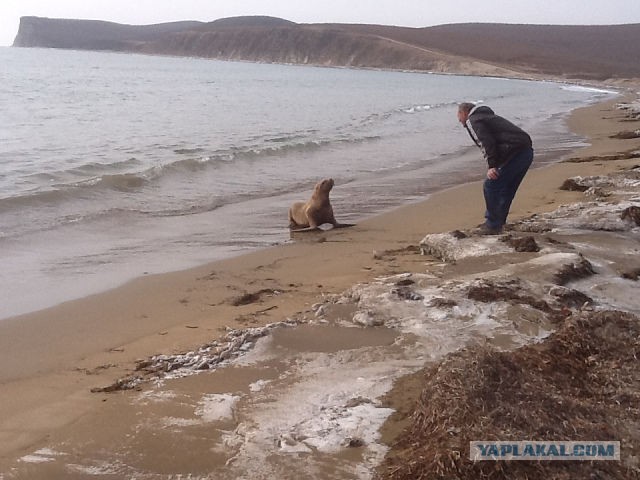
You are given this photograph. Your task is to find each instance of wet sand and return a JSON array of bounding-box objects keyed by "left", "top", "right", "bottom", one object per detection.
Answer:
[{"left": 1, "top": 90, "right": 639, "bottom": 478}]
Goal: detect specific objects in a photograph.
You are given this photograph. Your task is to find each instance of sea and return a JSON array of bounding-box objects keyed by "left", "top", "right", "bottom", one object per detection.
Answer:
[{"left": 0, "top": 46, "right": 618, "bottom": 320}]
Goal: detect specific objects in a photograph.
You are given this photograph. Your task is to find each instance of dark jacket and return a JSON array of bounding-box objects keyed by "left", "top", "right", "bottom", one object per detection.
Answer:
[{"left": 464, "top": 106, "right": 532, "bottom": 168}]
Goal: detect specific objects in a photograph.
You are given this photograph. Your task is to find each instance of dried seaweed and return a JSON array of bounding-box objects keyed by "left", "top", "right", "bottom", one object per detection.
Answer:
[
  {"left": 376, "top": 310, "right": 640, "bottom": 480},
  {"left": 621, "top": 206, "right": 640, "bottom": 226},
  {"left": 229, "top": 288, "right": 281, "bottom": 306},
  {"left": 560, "top": 178, "right": 590, "bottom": 192},
  {"left": 450, "top": 230, "right": 468, "bottom": 239},
  {"left": 621, "top": 268, "right": 640, "bottom": 281},
  {"left": 500, "top": 235, "right": 540, "bottom": 252},
  {"left": 610, "top": 130, "right": 640, "bottom": 140},
  {"left": 563, "top": 151, "right": 640, "bottom": 163},
  {"left": 553, "top": 254, "right": 595, "bottom": 285},
  {"left": 392, "top": 287, "right": 424, "bottom": 301}
]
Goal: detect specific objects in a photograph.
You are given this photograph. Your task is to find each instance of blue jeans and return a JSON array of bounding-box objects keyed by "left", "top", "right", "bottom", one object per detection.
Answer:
[{"left": 483, "top": 147, "right": 534, "bottom": 230}]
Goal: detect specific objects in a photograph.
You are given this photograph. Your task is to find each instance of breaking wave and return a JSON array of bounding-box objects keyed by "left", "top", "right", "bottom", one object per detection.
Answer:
[{"left": 0, "top": 134, "right": 381, "bottom": 214}]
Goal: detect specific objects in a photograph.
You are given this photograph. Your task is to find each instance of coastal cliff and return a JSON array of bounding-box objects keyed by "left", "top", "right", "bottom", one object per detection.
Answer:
[
  {"left": 12, "top": 16, "right": 640, "bottom": 80},
  {"left": 13, "top": 16, "right": 203, "bottom": 51}
]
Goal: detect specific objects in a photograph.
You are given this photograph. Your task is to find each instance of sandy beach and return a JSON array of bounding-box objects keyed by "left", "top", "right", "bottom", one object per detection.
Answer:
[{"left": 1, "top": 89, "right": 640, "bottom": 478}]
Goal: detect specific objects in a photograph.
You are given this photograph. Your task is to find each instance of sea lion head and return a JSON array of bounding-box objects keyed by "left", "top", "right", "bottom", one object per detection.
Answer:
[{"left": 316, "top": 178, "right": 334, "bottom": 194}]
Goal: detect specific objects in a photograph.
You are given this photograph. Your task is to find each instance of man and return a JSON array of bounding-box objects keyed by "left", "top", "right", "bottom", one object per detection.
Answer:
[{"left": 458, "top": 102, "right": 534, "bottom": 234}]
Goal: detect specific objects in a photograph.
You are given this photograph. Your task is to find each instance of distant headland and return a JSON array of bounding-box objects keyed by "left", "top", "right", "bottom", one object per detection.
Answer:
[{"left": 13, "top": 15, "right": 640, "bottom": 81}]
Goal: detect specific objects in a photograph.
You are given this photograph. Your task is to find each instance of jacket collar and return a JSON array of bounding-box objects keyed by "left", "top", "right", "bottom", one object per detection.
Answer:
[{"left": 469, "top": 104, "right": 482, "bottom": 116}]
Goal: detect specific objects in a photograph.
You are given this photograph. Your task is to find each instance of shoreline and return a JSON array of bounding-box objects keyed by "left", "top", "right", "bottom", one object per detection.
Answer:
[
  {"left": 1, "top": 89, "right": 639, "bottom": 474},
  {"left": 3, "top": 48, "right": 612, "bottom": 322},
  {"left": 0, "top": 82, "right": 609, "bottom": 322}
]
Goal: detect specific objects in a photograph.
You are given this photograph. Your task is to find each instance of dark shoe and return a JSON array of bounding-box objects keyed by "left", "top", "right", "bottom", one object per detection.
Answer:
[{"left": 475, "top": 224, "right": 503, "bottom": 235}]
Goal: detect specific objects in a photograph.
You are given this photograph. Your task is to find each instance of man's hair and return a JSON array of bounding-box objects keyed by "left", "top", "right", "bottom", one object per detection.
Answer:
[{"left": 458, "top": 102, "right": 475, "bottom": 114}]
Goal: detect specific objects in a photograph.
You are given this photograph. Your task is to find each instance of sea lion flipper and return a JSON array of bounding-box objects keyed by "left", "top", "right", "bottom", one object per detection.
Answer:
[
  {"left": 289, "top": 226, "right": 321, "bottom": 233},
  {"left": 333, "top": 223, "right": 355, "bottom": 229}
]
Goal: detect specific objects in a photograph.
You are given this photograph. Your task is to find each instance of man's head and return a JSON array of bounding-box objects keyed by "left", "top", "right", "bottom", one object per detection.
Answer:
[{"left": 457, "top": 102, "right": 475, "bottom": 125}]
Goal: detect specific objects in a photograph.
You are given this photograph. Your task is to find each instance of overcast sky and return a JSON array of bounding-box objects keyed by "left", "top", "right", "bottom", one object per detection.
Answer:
[{"left": 2, "top": 0, "right": 640, "bottom": 46}]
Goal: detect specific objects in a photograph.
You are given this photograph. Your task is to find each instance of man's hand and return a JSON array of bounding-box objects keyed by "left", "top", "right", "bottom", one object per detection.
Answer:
[{"left": 487, "top": 167, "right": 499, "bottom": 180}]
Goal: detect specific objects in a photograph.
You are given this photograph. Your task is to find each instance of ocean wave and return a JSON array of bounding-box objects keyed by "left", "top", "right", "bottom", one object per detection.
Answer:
[
  {"left": 242, "top": 135, "right": 381, "bottom": 156},
  {"left": 68, "top": 157, "right": 143, "bottom": 175},
  {"left": 173, "top": 147, "right": 206, "bottom": 155},
  {"left": 0, "top": 179, "right": 360, "bottom": 240},
  {"left": 400, "top": 100, "right": 458, "bottom": 114},
  {"left": 0, "top": 188, "right": 74, "bottom": 212},
  {"left": 64, "top": 172, "right": 150, "bottom": 191},
  {"left": 402, "top": 104, "right": 432, "bottom": 114},
  {"left": 0, "top": 133, "right": 378, "bottom": 215},
  {"left": 159, "top": 135, "right": 382, "bottom": 174},
  {"left": 145, "top": 180, "right": 319, "bottom": 218},
  {"left": 0, "top": 175, "right": 326, "bottom": 242},
  {"left": 560, "top": 84, "right": 619, "bottom": 95},
  {"left": 0, "top": 172, "right": 152, "bottom": 213},
  {"left": 0, "top": 205, "right": 131, "bottom": 240}
]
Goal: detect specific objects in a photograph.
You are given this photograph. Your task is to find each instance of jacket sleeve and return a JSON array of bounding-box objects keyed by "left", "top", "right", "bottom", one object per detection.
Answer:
[{"left": 467, "top": 118, "right": 499, "bottom": 168}]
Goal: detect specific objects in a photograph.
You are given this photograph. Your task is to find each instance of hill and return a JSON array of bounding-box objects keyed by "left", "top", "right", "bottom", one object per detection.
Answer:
[
  {"left": 13, "top": 16, "right": 203, "bottom": 51},
  {"left": 12, "top": 16, "right": 640, "bottom": 80},
  {"left": 340, "top": 22, "right": 640, "bottom": 80}
]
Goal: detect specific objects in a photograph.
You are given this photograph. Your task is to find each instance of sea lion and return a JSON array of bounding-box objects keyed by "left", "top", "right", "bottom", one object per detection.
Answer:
[{"left": 288, "top": 178, "right": 354, "bottom": 231}]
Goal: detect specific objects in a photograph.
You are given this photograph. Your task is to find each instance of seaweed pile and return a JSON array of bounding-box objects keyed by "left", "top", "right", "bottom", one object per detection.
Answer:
[{"left": 376, "top": 310, "right": 640, "bottom": 480}]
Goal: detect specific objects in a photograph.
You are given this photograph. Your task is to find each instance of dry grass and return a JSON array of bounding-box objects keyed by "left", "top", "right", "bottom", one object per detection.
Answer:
[{"left": 376, "top": 310, "right": 640, "bottom": 480}]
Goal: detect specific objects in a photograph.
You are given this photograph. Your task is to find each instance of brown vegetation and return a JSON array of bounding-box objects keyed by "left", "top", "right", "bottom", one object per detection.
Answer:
[{"left": 376, "top": 310, "right": 640, "bottom": 480}]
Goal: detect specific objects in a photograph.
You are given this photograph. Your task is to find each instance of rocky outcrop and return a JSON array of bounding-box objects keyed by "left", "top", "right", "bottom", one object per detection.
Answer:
[
  {"left": 12, "top": 16, "right": 640, "bottom": 80},
  {"left": 12, "top": 16, "right": 203, "bottom": 50}
]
